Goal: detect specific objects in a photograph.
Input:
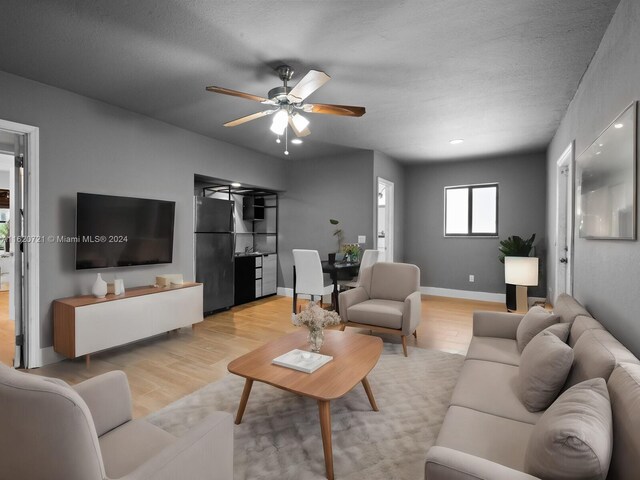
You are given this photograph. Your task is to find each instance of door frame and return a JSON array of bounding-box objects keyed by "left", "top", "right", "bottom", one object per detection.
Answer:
[
  {"left": 376, "top": 177, "right": 394, "bottom": 262},
  {"left": 0, "top": 119, "right": 40, "bottom": 368},
  {"left": 554, "top": 142, "right": 574, "bottom": 299}
]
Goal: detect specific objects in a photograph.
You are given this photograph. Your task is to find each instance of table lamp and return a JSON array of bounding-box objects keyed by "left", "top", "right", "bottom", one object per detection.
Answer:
[{"left": 505, "top": 257, "right": 539, "bottom": 313}]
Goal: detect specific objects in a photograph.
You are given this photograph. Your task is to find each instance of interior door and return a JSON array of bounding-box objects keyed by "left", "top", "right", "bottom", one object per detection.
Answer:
[
  {"left": 555, "top": 144, "right": 574, "bottom": 300},
  {"left": 12, "top": 147, "right": 24, "bottom": 367}
]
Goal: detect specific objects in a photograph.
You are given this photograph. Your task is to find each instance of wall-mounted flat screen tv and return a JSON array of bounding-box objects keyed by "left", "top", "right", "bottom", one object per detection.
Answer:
[{"left": 76, "top": 193, "right": 176, "bottom": 269}]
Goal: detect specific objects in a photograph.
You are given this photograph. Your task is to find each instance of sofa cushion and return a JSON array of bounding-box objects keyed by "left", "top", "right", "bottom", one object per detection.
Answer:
[
  {"left": 466, "top": 337, "right": 520, "bottom": 366},
  {"left": 518, "top": 331, "right": 574, "bottom": 412},
  {"left": 607, "top": 363, "right": 640, "bottom": 480},
  {"left": 553, "top": 293, "right": 591, "bottom": 324},
  {"left": 450, "top": 359, "right": 542, "bottom": 424},
  {"left": 516, "top": 306, "right": 559, "bottom": 352},
  {"left": 569, "top": 314, "right": 606, "bottom": 348},
  {"left": 565, "top": 329, "right": 640, "bottom": 389},
  {"left": 99, "top": 419, "right": 176, "bottom": 479},
  {"left": 435, "top": 406, "right": 534, "bottom": 472},
  {"left": 524, "top": 378, "right": 612, "bottom": 480},
  {"left": 544, "top": 322, "right": 571, "bottom": 343},
  {"left": 347, "top": 299, "right": 404, "bottom": 329}
]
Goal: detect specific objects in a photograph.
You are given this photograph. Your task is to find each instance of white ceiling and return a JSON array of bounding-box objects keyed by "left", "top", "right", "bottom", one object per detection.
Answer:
[{"left": 0, "top": 0, "right": 619, "bottom": 162}]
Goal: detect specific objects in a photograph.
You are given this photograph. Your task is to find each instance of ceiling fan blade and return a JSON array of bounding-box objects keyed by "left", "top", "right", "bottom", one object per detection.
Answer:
[
  {"left": 224, "top": 110, "right": 274, "bottom": 127},
  {"left": 288, "top": 117, "right": 311, "bottom": 137},
  {"left": 286, "top": 70, "right": 331, "bottom": 103},
  {"left": 303, "top": 103, "right": 366, "bottom": 117},
  {"left": 206, "top": 86, "right": 274, "bottom": 104}
]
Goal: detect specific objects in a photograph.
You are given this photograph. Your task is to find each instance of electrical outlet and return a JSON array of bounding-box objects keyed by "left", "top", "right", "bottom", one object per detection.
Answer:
[
  {"left": 469, "top": 275, "right": 475, "bottom": 283},
  {"left": 358, "top": 235, "right": 366, "bottom": 243}
]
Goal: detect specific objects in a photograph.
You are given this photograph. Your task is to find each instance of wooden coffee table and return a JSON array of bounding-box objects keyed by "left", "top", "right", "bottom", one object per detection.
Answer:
[{"left": 228, "top": 330, "right": 383, "bottom": 480}]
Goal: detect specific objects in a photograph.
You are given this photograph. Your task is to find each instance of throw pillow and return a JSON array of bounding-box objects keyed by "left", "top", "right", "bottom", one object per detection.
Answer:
[
  {"left": 519, "top": 330, "right": 574, "bottom": 411},
  {"left": 524, "top": 378, "right": 613, "bottom": 480},
  {"left": 516, "top": 306, "right": 560, "bottom": 352},
  {"left": 544, "top": 322, "right": 571, "bottom": 343}
]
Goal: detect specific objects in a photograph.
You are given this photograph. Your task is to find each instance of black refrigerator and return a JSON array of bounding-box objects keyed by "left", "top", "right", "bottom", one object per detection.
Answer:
[{"left": 194, "top": 197, "right": 235, "bottom": 314}]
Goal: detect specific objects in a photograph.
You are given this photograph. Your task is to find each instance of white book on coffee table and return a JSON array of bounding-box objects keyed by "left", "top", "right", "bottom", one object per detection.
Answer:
[{"left": 272, "top": 349, "right": 333, "bottom": 374}]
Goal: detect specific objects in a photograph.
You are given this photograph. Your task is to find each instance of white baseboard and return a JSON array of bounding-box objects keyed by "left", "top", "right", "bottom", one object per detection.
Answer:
[
  {"left": 420, "top": 286, "right": 506, "bottom": 303},
  {"left": 32, "top": 346, "right": 64, "bottom": 368}
]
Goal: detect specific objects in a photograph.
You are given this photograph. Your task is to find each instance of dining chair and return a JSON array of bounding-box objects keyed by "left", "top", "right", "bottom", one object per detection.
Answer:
[
  {"left": 339, "top": 249, "right": 380, "bottom": 290},
  {"left": 292, "top": 249, "right": 331, "bottom": 313}
]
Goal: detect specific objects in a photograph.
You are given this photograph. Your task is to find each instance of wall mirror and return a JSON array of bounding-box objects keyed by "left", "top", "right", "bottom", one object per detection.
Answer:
[{"left": 576, "top": 102, "right": 637, "bottom": 239}]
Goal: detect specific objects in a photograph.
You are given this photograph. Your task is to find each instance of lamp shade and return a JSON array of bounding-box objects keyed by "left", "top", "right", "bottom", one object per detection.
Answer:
[{"left": 505, "top": 257, "right": 539, "bottom": 286}]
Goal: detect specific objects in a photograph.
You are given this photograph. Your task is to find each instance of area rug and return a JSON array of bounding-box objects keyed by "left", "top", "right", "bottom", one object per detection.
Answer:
[{"left": 147, "top": 344, "right": 464, "bottom": 480}]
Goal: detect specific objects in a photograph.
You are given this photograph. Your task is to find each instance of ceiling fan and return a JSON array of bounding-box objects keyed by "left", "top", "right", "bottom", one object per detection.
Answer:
[{"left": 206, "top": 65, "right": 365, "bottom": 155}]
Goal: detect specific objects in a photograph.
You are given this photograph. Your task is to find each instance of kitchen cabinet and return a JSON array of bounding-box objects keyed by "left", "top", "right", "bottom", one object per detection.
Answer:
[{"left": 234, "top": 253, "right": 278, "bottom": 305}]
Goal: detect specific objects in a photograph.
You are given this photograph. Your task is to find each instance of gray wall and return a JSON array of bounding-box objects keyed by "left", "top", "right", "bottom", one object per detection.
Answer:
[
  {"left": 405, "top": 153, "right": 547, "bottom": 295},
  {"left": 546, "top": 0, "right": 640, "bottom": 355},
  {"left": 0, "top": 70, "right": 287, "bottom": 348},
  {"left": 373, "top": 151, "right": 405, "bottom": 262},
  {"left": 279, "top": 150, "right": 375, "bottom": 288}
]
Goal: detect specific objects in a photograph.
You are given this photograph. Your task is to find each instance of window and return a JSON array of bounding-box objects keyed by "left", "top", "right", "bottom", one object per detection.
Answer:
[{"left": 444, "top": 183, "right": 498, "bottom": 236}]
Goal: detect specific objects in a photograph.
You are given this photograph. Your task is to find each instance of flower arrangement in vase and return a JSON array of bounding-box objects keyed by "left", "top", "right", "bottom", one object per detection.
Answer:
[
  {"left": 342, "top": 243, "right": 362, "bottom": 263},
  {"left": 292, "top": 301, "right": 342, "bottom": 353}
]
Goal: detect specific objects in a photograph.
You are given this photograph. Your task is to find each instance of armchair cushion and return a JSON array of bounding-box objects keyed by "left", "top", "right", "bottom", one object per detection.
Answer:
[
  {"left": 466, "top": 337, "right": 520, "bottom": 366},
  {"left": 100, "top": 419, "right": 176, "bottom": 479},
  {"left": 73, "top": 370, "right": 133, "bottom": 437},
  {"left": 368, "top": 262, "right": 420, "bottom": 302},
  {"left": 347, "top": 299, "right": 404, "bottom": 329}
]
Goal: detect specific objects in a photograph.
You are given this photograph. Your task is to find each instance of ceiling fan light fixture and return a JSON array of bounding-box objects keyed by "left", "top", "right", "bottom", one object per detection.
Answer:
[
  {"left": 270, "top": 109, "right": 288, "bottom": 135},
  {"left": 291, "top": 113, "right": 310, "bottom": 132}
]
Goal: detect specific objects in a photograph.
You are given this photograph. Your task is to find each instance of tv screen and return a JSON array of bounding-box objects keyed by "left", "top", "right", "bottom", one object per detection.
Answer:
[{"left": 76, "top": 193, "right": 175, "bottom": 269}]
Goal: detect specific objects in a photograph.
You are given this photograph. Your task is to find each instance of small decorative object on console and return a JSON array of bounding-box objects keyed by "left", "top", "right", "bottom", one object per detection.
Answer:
[
  {"left": 108, "top": 278, "right": 125, "bottom": 295},
  {"left": 91, "top": 273, "right": 108, "bottom": 298},
  {"left": 292, "top": 301, "right": 341, "bottom": 353},
  {"left": 155, "top": 274, "right": 184, "bottom": 287}
]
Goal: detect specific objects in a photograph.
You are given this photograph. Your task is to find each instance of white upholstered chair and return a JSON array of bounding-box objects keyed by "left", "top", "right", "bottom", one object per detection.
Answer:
[
  {"left": 339, "top": 249, "right": 380, "bottom": 290},
  {"left": 339, "top": 262, "right": 421, "bottom": 356},
  {"left": 292, "top": 249, "right": 331, "bottom": 312},
  {"left": 0, "top": 363, "right": 233, "bottom": 480}
]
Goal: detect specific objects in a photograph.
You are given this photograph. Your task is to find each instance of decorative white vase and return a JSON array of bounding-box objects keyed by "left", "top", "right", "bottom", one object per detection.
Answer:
[{"left": 92, "top": 273, "right": 108, "bottom": 298}]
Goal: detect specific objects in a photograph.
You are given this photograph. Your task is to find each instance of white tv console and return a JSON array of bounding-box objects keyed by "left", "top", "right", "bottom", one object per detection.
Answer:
[{"left": 53, "top": 282, "right": 203, "bottom": 366}]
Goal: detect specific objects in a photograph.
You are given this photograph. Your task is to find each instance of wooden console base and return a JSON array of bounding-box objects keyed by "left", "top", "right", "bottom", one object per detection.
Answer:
[{"left": 53, "top": 283, "right": 203, "bottom": 363}]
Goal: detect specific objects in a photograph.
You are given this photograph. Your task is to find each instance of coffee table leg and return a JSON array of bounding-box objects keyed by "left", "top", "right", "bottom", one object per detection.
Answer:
[
  {"left": 235, "top": 378, "right": 253, "bottom": 425},
  {"left": 361, "top": 376, "right": 379, "bottom": 412},
  {"left": 318, "top": 400, "right": 334, "bottom": 480}
]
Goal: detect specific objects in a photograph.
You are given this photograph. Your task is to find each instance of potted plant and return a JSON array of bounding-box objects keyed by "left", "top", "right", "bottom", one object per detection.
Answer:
[
  {"left": 329, "top": 219, "right": 344, "bottom": 264},
  {"left": 498, "top": 233, "right": 536, "bottom": 263}
]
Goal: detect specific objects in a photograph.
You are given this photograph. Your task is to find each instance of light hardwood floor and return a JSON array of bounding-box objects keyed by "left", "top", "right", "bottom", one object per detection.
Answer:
[
  {"left": 32, "top": 295, "right": 506, "bottom": 418},
  {"left": 0, "top": 291, "right": 13, "bottom": 366}
]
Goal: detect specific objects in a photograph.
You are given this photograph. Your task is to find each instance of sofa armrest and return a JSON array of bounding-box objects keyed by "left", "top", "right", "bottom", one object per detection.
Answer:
[
  {"left": 425, "top": 446, "right": 539, "bottom": 480},
  {"left": 120, "top": 412, "right": 233, "bottom": 480},
  {"left": 472, "top": 311, "right": 524, "bottom": 340},
  {"left": 403, "top": 291, "right": 422, "bottom": 336},
  {"left": 73, "top": 370, "right": 133, "bottom": 437},
  {"left": 338, "top": 286, "right": 369, "bottom": 322}
]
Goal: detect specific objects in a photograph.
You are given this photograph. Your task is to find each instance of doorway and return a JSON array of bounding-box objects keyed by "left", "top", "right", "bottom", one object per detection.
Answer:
[
  {"left": 0, "top": 149, "right": 18, "bottom": 366},
  {"left": 377, "top": 177, "right": 394, "bottom": 262},
  {"left": 554, "top": 143, "right": 574, "bottom": 300}
]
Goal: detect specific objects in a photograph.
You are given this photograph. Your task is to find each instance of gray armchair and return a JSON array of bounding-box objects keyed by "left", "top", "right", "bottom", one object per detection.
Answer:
[
  {"left": 338, "top": 262, "right": 421, "bottom": 356},
  {"left": 0, "top": 363, "right": 233, "bottom": 480}
]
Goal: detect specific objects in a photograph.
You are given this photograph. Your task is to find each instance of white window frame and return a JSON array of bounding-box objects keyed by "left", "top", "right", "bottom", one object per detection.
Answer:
[{"left": 444, "top": 182, "right": 499, "bottom": 237}]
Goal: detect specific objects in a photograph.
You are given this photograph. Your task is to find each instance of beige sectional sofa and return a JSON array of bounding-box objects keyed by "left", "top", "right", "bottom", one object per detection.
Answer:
[{"left": 425, "top": 294, "right": 640, "bottom": 480}]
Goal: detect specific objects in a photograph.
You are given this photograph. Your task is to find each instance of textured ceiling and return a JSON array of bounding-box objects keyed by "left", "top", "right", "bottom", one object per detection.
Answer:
[{"left": 0, "top": 0, "right": 619, "bottom": 162}]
